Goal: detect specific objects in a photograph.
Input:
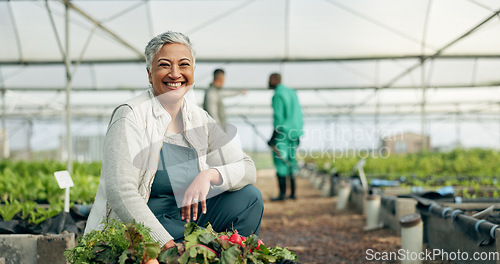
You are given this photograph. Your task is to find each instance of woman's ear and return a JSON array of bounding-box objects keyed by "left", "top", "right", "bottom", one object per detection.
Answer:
[{"left": 146, "top": 67, "right": 152, "bottom": 84}]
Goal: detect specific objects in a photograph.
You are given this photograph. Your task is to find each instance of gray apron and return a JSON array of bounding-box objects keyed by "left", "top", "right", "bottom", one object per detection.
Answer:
[{"left": 147, "top": 142, "right": 264, "bottom": 242}]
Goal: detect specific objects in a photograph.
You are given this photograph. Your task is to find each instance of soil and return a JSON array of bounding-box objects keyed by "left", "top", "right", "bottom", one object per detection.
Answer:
[{"left": 255, "top": 169, "right": 402, "bottom": 264}]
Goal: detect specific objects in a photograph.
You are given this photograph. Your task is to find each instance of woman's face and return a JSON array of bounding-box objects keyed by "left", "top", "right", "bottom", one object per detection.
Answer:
[{"left": 147, "top": 43, "right": 194, "bottom": 104}]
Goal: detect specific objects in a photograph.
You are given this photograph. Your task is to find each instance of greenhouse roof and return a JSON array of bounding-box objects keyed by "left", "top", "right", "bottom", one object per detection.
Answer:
[{"left": 1, "top": 0, "right": 500, "bottom": 151}]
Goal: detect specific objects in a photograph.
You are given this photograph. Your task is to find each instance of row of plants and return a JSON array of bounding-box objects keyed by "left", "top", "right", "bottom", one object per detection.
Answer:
[
  {"left": 0, "top": 198, "right": 63, "bottom": 224},
  {"left": 2, "top": 160, "right": 299, "bottom": 263},
  {"left": 300, "top": 148, "right": 500, "bottom": 197},
  {"left": 0, "top": 160, "right": 101, "bottom": 223},
  {"left": 303, "top": 148, "right": 500, "bottom": 179},
  {"left": 2, "top": 148, "right": 499, "bottom": 221}
]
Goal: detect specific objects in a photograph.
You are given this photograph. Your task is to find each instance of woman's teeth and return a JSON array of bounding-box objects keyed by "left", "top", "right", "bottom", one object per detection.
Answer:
[{"left": 164, "top": 82, "right": 182, "bottom": 87}]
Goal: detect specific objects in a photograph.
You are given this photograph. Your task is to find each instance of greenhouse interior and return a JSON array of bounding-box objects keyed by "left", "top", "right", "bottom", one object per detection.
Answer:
[{"left": 1, "top": 0, "right": 500, "bottom": 263}]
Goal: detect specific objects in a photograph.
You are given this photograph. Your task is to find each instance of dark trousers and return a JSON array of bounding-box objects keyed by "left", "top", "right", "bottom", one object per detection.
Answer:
[
  {"left": 155, "top": 185, "right": 264, "bottom": 242},
  {"left": 276, "top": 173, "right": 296, "bottom": 198}
]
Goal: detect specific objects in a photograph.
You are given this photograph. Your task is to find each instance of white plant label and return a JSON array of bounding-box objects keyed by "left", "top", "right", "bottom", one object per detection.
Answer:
[{"left": 54, "top": 170, "right": 74, "bottom": 189}]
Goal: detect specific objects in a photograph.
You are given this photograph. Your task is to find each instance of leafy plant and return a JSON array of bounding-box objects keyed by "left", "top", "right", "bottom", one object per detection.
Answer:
[
  {"left": 159, "top": 222, "right": 297, "bottom": 264},
  {"left": 66, "top": 220, "right": 297, "bottom": 264},
  {"left": 0, "top": 198, "right": 22, "bottom": 221},
  {"left": 65, "top": 219, "right": 161, "bottom": 264},
  {"left": 0, "top": 160, "right": 101, "bottom": 205},
  {"left": 19, "top": 201, "right": 37, "bottom": 220}
]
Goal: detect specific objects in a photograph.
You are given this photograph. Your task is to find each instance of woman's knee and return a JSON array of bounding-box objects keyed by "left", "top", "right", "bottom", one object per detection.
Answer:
[{"left": 240, "top": 185, "right": 263, "bottom": 206}]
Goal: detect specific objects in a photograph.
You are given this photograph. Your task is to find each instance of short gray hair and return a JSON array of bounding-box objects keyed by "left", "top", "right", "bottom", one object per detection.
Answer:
[{"left": 145, "top": 31, "right": 195, "bottom": 70}]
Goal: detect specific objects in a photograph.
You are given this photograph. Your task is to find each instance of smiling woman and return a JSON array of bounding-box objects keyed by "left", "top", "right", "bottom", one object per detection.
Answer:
[
  {"left": 147, "top": 43, "right": 195, "bottom": 134},
  {"left": 147, "top": 43, "right": 194, "bottom": 109},
  {"left": 83, "top": 31, "right": 263, "bottom": 260}
]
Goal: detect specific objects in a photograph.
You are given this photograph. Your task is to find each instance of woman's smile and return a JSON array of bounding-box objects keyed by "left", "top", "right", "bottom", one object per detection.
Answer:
[{"left": 163, "top": 81, "right": 185, "bottom": 90}]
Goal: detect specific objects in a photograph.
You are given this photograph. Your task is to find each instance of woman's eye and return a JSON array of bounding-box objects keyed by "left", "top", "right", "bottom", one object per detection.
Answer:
[
  {"left": 159, "top": 63, "right": 170, "bottom": 67},
  {"left": 180, "top": 63, "right": 190, "bottom": 67}
]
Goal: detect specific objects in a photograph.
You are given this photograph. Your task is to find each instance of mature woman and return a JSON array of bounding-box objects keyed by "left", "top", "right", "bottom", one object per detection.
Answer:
[{"left": 84, "top": 31, "right": 263, "bottom": 249}]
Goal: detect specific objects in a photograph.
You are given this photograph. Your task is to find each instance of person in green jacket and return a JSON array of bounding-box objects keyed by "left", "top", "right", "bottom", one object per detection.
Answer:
[{"left": 267, "top": 73, "right": 303, "bottom": 201}]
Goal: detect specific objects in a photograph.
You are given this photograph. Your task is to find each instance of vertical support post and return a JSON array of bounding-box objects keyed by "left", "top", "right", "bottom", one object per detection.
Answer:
[
  {"left": 1, "top": 88, "right": 9, "bottom": 159},
  {"left": 26, "top": 119, "right": 33, "bottom": 160},
  {"left": 65, "top": 1, "right": 73, "bottom": 173},
  {"left": 455, "top": 104, "right": 461, "bottom": 148},
  {"left": 374, "top": 60, "right": 380, "bottom": 153},
  {"left": 420, "top": 58, "right": 427, "bottom": 152},
  {"left": 420, "top": 0, "right": 432, "bottom": 153}
]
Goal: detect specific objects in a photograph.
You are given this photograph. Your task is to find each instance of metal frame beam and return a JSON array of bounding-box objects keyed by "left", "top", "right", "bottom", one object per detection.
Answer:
[
  {"left": 2, "top": 110, "right": 499, "bottom": 119},
  {"left": 3, "top": 82, "right": 500, "bottom": 92},
  {"left": 3, "top": 54, "right": 500, "bottom": 65}
]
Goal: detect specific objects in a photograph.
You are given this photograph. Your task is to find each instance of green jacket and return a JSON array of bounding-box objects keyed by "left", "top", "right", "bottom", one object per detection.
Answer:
[{"left": 272, "top": 84, "right": 303, "bottom": 141}]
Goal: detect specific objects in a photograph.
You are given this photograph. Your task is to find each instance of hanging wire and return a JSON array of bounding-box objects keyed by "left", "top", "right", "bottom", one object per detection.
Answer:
[
  {"left": 90, "top": 64, "right": 98, "bottom": 89},
  {"left": 7, "top": 1, "right": 24, "bottom": 62},
  {"left": 471, "top": 58, "right": 478, "bottom": 86},
  {"left": 382, "top": 8, "right": 500, "bottom": 91},
  {"left": 32, "top": 0, "right": 95, "bottom": 36},
  {"left": 61, "top": 0, "right": 144, "bottom": 59},
  {"left": 336, "top": 61, "right": 375, "bottom": 83},
  {"left": 6, "top": 120, "right": 30, "bottom": 140},
  {"left": 71, "top": 24, "right": 98, "bottom": 77},
  {"left": 390, "top": 58, "right": 418, "bottom": 87},
  {"left": 421, "top": 0, "right": 433, "bottom": 56},
  {"left": 0, "top": 66, "right": 28, "bottom": 86},
  {"left": 314, "top": 90, "right": 341, "bottom": 110},
  {"left": 284, "top": 0, "right": 290, "bottom": 60},
  {"left": 467, "top": 0, "right": 496, "bottom": 12},
  {"left": 45, "top": 0, "right": 66, "bottom": 61},
  {"left": 323, "top": 0, "right": 437, "bottom": 51},
  {"left": 185, "top": 0, "right": 257, "bottom": 35},
  {"left": 381, "top": 104, "right": 421, "bottom": 131},
  {"left": 145, "top": 0, "right": 155, "bottom": 38},
  {"left": 102, "top": 1, "right": 146, "bottom": 23}
]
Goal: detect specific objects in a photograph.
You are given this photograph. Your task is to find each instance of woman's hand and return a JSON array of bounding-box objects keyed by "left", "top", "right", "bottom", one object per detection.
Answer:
[
  {"left": 163, "top": 240, "right": 176, "bottom": 250},
  {"left": 181, "top": 169, "right": 222, "bottom": 222},
  {"left": 145, "top": 259, "right": 159, "bottom": 264}
]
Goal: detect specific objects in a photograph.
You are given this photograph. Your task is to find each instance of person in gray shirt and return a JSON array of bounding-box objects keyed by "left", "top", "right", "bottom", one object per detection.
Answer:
[{"left": 203, "top": 69, "right": 246, "bottom": 131}]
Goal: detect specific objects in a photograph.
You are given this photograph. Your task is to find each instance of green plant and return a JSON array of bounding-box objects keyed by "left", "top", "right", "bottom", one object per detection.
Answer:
[
  {"left": 19, "top": 201, "right": 37, "bottom": 220},
  {"left": 65, "top": 219, "right": 161, "bottom": 264},
  {"left": 0, "top": 198, "right": 22, "bottom": 221},
  {"left": 159, "top": 222, "right": 297, "bottom": 264},
  {"left": 0, "top": 160, "right": 101, "bottom": 205}
]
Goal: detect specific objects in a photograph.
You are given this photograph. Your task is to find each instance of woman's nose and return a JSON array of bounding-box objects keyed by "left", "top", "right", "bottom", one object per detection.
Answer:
[{"left": 168, "top": 65, "right": 181, "bottom": 79}]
